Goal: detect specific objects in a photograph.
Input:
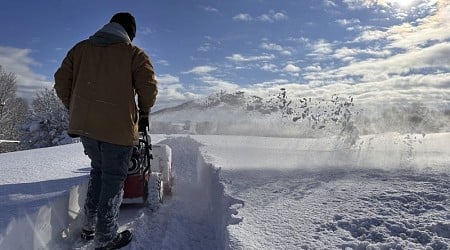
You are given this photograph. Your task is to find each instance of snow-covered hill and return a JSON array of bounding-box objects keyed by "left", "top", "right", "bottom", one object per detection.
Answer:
[{"left": 0, "top": 132, "right": 449, "bottom": 249}]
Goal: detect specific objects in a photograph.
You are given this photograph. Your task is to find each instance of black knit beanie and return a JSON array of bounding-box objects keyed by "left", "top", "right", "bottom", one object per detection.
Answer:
[{"left": 110, "top": 12, "right": 136, "bottom": 41}]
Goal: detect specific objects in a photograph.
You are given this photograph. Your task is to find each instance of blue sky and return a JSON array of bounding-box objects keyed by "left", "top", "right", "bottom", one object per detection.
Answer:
[{"left": 0, "top": 0, "right": 449, "bottom": 110}]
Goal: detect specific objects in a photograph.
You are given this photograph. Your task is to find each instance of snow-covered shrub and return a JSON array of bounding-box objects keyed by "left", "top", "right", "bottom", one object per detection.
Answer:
[{"left": 21, "top": 88, "right": 73, "bottom": 149}]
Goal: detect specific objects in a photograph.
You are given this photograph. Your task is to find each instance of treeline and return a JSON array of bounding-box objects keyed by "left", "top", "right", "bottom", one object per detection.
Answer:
[{"left": 0, "top": 66, "right": 72, "bottom": 153}]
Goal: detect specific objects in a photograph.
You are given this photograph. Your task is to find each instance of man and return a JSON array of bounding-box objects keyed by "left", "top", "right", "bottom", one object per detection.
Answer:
[{"left": 54, "top": 12, "right": 157, "bottom": 249}]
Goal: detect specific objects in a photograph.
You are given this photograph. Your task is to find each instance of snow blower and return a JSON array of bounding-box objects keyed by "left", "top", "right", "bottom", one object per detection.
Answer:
[{"left": 122, "top": 126, "right": 173, "bottom": 207}]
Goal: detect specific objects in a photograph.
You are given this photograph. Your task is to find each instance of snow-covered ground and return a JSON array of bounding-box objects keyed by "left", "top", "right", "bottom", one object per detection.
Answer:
[{"left": 0, "top": 132, "right": 449, "bottom": 249}]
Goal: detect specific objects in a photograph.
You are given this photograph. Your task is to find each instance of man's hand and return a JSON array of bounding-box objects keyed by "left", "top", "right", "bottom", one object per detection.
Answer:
[{"left": 138, "top": 111, "right": 149, "bottom": 132}]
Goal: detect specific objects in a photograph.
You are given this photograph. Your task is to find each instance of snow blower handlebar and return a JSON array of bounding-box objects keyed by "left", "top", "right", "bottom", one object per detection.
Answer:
[
  {"left": 137, "top": 111, "right": 152, "bottom": 173},
  {"left": 138, "top": 110, "right": 150, "bottom": 134}
]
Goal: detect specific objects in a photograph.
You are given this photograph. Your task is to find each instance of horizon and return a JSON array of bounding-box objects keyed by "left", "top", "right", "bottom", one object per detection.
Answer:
[{"left": 0, "top": 0, "right": 449, "bottom": 110}]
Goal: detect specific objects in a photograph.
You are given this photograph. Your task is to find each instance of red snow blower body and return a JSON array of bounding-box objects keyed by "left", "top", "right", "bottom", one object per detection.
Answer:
[{"left": 122, "top": 128, "right": 173, "bottom": 206}]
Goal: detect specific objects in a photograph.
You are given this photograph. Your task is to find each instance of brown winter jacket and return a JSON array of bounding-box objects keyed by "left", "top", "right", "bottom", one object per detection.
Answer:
[{"left": 54, "top": 23, "right": 157, "bottom": 146}]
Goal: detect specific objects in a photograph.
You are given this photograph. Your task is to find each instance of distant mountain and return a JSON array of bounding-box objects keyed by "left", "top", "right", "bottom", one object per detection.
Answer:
[
  {"left": 152, "top": 100, "right": 202, "bottom": 116},
  {"left": 151, "top": 91, "right": 284, "bottom": 119}
]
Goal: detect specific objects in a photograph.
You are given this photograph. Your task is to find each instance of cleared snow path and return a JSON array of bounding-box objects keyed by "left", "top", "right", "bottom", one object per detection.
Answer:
[{"left": 118, "top": 136, "right": 227, "bottom": 250}]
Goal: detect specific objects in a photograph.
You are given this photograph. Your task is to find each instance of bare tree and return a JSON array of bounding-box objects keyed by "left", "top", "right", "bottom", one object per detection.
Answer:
[{"left": 0, "top": 66, "right": 27, "bottom": 153}]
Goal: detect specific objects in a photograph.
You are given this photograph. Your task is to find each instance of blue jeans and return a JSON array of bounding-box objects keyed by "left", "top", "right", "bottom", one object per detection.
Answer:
[{"left": 80, "top": 136, "right": 132, "bottom": 246}]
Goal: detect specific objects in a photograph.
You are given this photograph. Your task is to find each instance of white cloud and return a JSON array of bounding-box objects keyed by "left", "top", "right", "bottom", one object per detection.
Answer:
[
  {"left": 151, "top": 74, "right": 206, "bottom": 111},
  {"left": 233, "top": 13, "right": 253, "bottom": 22},
  {"left": 336, "top": 18, "right": 361, "bottom": 26},
  {"left": 233, "top": 10, "right": 288, "bottom": 23},
  {"left": 308, "top": 39, "right": 334, "bottom": 56},
  {"left": 226, "top": 53, "right": 275, "bottom": 62},
  {"left": 221, "top": 2, "right": 450, "bottom": 109},
  {"left": 260, "top": 42, "right": 283, "bottom": 51},
  {"left": 198, "top": 42, "right": 212, "bottom": 52},
  {"left": 387, "top": 11, "right": 450, "bottom": 50},
  {"left": 288, "top": 36, "right": 310, "bottom": 44},
  {"left": 304, "top": 65, "right": 322, "bottom": 72},
  {"left": 345, "top": 1, "right": 449, "bottom": 53},
  {"left": 354, "top": 28, "right": 388, "bottom": 42},
  {"left": 335, "top": 42, "right": 450, "bottom": 80},
  {"left": 304, "top": 41, "right": 450, "bottom": 85},
  {"left": 257, "top": 10, "right": 288, "bottom": 22},
  {"left": 333, "top": 46, "right": 392, "bottom": 61},
  {"left": 140, "top": 27, "right": 152, "bottom": 36},
  {"left": 198, "top": 76, "right": 240, "bottom": 92},
  {"left": 249, "top": 79, "right": 290, "bottom": 88},
  {"left": 260, "top": 42, "right": 292, "bottom": 55},
  {"left": 0, "top": 46, "right": 51, "bottom": 102},
  {"left": 201, "top": 6, "right": 219, "bottom": 13},
  {"left": 184, "top": 65, "right": 217, "bottom": 75},
  {"left": 342, "top": 0, "right": 373, "bottom": 9},
  {"left": 156, "top": 60, "right": 169, "bottom": 66},
  {"left": 260, "top": 63, "right": 278, "bottom": 72},
  {"left": 283, "top": 63, "right": 301, "bottom": 76},
  {"left": 272, "top": 12, "right": 288, "bottom": 21},
  {"left": 323, "top": 0, "right": 337, "bottom": 7},
  {"left": 156, "top": 74, "right": 179, "bottom": 84}
]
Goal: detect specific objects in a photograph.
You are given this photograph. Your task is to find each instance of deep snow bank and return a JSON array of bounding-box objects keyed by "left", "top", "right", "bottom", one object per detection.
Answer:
[
  {"left": 0, "top": 143, "right": 89, "bottom": 249},
  {"left": 0, "top": 136, "right": 235, "bottom": 250}
]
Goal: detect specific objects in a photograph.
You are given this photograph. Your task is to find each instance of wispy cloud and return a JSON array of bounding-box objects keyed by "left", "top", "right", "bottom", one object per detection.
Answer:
[
  {"left": 323, "top": 0, "right": 337, "bottom": 7},
  {"left": 154, "top": 74, "right": 201, "bottom": 110},
  {"left": 349, "top": 3, "right": 450, "bottom": 50},
  {"left": 0, "top": 46, "right": 51, "bottom": 102},
  {"left": 198, "top": 75, "right": 240, "bottom": 92},
  {"left": 260, "top": 63, "right": 278, "bottom": 72},
  {"left": 336, "top": 18, "right": 361, "bottom": 26},
  {"left": 201, "top": 6, "right": 219, "bottom": 13},
  {"left": 333, "top": 46, "right": 392, "bottom": 61},
  {"left": 287, "top": 36, "right": 310, "bottom": 44},
  {"left": 296, "top": 1, "right": 449, "bottom": 107},
  {"left": 257, "top": 10, "right": 288, "bottom": 22},
  {"left": 233, "top": 10, "right": 288, "bottom": 23},
  {"left": 260, "top": 42, "right": 293, "bottom": 55},
  {"left": 334, "top": 42, "right": 450, "bottom": 80},
  {"left": 232, "top": 13, "right": 252, "bottom": 22},
  {"left": 156, "top": 59, "right": 169, "bottom": 66},
  {"left": 343, "top": 0, "right": 440, "bottom": 20},
  {"left": 226, "top": 53, "right": 275, "bottom": 62},
  {"left": 156, "top": 74, "right": 180, "bottom": 84},
  {"left": 304, "top": 41, "right": 450, "bottom": 85},
  {"left": 198, "top": 42, "right": 212, "bottom": 52},
  {"left": 183, "top": 65, "right": 217, "bottom": 75},
  {"left": 354, "top": 28, "right": 388, "bottom": 42},
  {"left": 304, "top": 65, "right": 323, "bottom": 72},
  {"left": 140, "top": 27, "right": 152, "bottom": 36},
  {"left": 307, "top": 39, "right": 334, "bottom": 60}
]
